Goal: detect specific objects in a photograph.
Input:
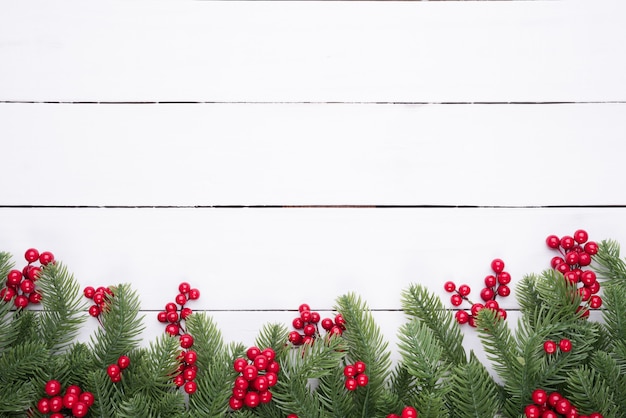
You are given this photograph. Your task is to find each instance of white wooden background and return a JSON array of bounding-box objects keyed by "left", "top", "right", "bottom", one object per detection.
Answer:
[{"left": 1, "top": 0, "right": 626, "bottom": 371}]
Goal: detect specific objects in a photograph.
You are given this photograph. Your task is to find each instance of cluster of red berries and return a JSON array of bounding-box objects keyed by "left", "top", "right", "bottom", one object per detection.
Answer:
[
  {"left": 157, "top": 282, "right": 200, "bottom": 395},
  {"left": 386, "top": 406, "right": 419, "bottom": 418},
  {"left": 36, "top": 380, "right": 94, "bottom": 418},
  {"left": 546, "top": 230, "right": 601, "bottom": 316},
  {"left": 543, "top": 338, "right": 572, "bottom": 354},
  {"left": 343, "top": 361, "right": 368, "bottom": 390},
  {"left": 288, "top": 303, "right": 346, "bottom": 346},
  {"left": 84, "top": 285, "right": 114, "bottom": 320},
  {"left": 157, "top": 282, "right": 200, "bottom": 337},
  {"left": 229, "top": 346, "right": 279, "bottom": 410},
  {"left": 525, "top": 389, "right": 603, "bottom": 418},
  {"left": 174, "top": 344, "right": 198, "bottom": 394},
  {"left": 444, "top": 259, "right": 511, "bottom": 327},
  {"left": 1, "top": 248, "right": 54, "bottom": 308},
  {"left": 106, "top": 355, "right": 131, "bottom": 382}
]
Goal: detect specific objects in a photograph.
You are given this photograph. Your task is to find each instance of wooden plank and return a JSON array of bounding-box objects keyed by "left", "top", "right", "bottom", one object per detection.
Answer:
[
  {"left": 1, "top": 207, "right": 624, "bottom": 311},
  {"left": 2, "top": 103, "right": 624, "bottom": 206},
  {"left": 1, "top": 1, "right": 624, "bottom": 102}
]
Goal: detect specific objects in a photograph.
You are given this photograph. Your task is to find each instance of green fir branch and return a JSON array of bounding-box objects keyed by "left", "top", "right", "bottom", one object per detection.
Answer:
[
  {"left": 0, "top": 381, "right": 37, "bottom": 417},
  {"left": 447, "top": 352, "right": 501, "bottom": 418},
  {"left": 89, "top": 283, "right": 144, "bottom": 367},
  {"left": 397, "top": 318, "right": 451, "bottom": 392},
  {"left": 335, "top": 292, "right": 391, "bottom": 417},
  {"left": 272, "top": 336, "right": 346, "bottom": 418},
  {"left": 594, "top": 239, "right": 626, "bottom": 287},
  {"left": 317, "top": 364, "right": 355, "bottom": 418},
  {"left": 36, "top": 262, "right": 88, "bottom": 353},
  {"left": 566, "top": 364, "right": 616, "bottom": 418},
  {"left": 185, "top": 313, "right": 237, "bottom": 418},
  {"left": 401, "top": 284, "right": 466, "bottom": 366},
  {"left": 0, "top": 252, "right": 19, "bottom": 353},
  {"left": 601, "top": 279, "right": 626, "bottom": 343}
]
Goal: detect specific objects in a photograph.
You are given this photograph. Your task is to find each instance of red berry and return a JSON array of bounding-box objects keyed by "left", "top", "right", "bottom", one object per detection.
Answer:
[
  {"left": 72, "top": 401, "right": 89, "bottom": 418},
  {"left": 450, "top": 294, "right": 463, "bottom": 306},
  {"left": 556, "top": 263, "right": 570, "bottom": 274},
  {"left": 590, "top": 295, "right": 603, "bottom": 309},
  {"left": 579, "top": 286, "right": 592, "bottom": 301},
  {"left": 444, "top": 281, "right": 456, "bottom": 292},
  {"left": 14, "top": 295, "right": 29, "bottom": 308},
  {"left": 259, "top": 390, "right": 272, "bottom": 403},
  {"left": 6, "top": 270, "right": 22, "bottom": 286},
  {"left": 184, "top": 380, "right": 197, "bottom": 394},
  {"left": 165, "top": 323, "right": 180, "bottom": 336},
  {"left": 165, "top": 302, "right": 177, "bottom": 312},
  {"left": 50, "top": 414, "right": 64, "bottom": 418},
  {"left": 588, "top": 280, "right": 601, "bottom": 294},
  {"left": 181, "top": 307, "right": 193, "bottom": 320},
  {"left": 118, "top": 355, "right": 131, "bottom": 369},
  {"left": 175, "top": 293, "right": 187, "bottom": 306},
  {"left": 497, "top": 308, "right": 508, "bottom": 320},
  {"left": 497, "top": 271, "right": 511, "bottom": 285},
  {"left": 173, "top": 374, "right": 185, "bottom": 387},
  {"left": 184, "top": 350, "right": 198, "bottom": 365},
  {"left": 574, "top": 229, "right": 588, "bottom": 244},
  {"left": 551, "top": 256, "right": 565, "bottom": 268},
  {"left": 542, "top": 411, "right": 558, "bottom": 418},
  {"left": 178, "top": 282, "right": 191, "bottom": 294},
  {"left": 63, "top": 392, "right": 78, "bottom": 409},
  {"left": 267, "top": 360, "right": 280, "bottom": 374},
  {"left": 564, "top": 271, "right": 578, "bottom": 285},
  {"left": 578, "top": 252, "right": 592, "bottom": 266},
  {"left": 354, "top": 360, "right": 366, "bottom": 374},
  {"left": 555, "top": 398, "right": 571, "bottom": 414},
  {"left": 584, "top": 241, "right": 598, "bottom": 255},
  {"left": 300, "top": 310, "right": 312, "bottom": 322},
  {"left": 246, "top": 346, "right": 261, "bottom": 360},
  {"left": 49, "top": 396, "right": 63, "bottom": 412},
  {"left": 83, "top": 286, "right": 96, "bottom": 299},
  {"left": 334, "top": 314, "right": 346, "bottom": 327},
  {"left": 344, "top": 365, "right": 357, "bottom": 378},
  {"left": 531, "top": 388, "right": 548, "bottom": 405},
  {"left": 303, "top": 324, "right": 316, "bottom": 336},
  {"left": 321, "top": 317, "right": 334, "bottom": 330},
  {"left": 45, "top": 380, "right": 62, "bottom": 396},
  {"left": 288, "top": 331, "right": 303, "bottom": 345},
  {"left": 345, "top": 377, "right": 358, "bottom": 391},
  {"left": 299, "top": 303, "right": 310, "bottom": 312},
  {"left": 65, "top": 385, "right": 81, "bottom": 396},
  {"left": 547, "top": 392, "right": 562, "bottom": 407},
  {"left": 581, "top": 270, "right": 597, "bottom": 286},
  {"left": 559, "top": 339, "right": 572, "bottom": 352},
  {"left": 25, "top": 266, "right": 42, "bottom": 280},
  {"left": 480, "top": 287, "right": 495, "bottom": 301},
  {"left": 491, "top": 259, "right": 505, "bottom": 273},
  {"left": 292, "top": 317, "right": 305, "bottom": 329},
  {"left": 544, "top": 340, "right": 557, "bottom": 354},
  {"left": 497, "top": 285, "right": 511, "bottom": 297},
  {"left": 484, "top": 275, "right": 497, "bottom": 288},
  {"left": 179, "top": 334, "right": 194, "bottom": 349},
  {"left": 401, "top": 406, "right": 418, "bottom": 418},
  {"left": 310, "top": 311, "right": 321, "bottom": 323},
  {"left": 455, "top": 310, "right": 470, "bottom": 324},
  {"left": 356, "top": 373, "right": 369, "bottom": 386},
  {"left": 458, "top": 284, "right": 471, "bottom": 297},
  {"left": 484, "top": 299, "right": 499, "bottom": 310},
  {"left": 20, "top": 279, "right": 35, "bottom": 294},
  {"left": 546, "top": 235, "right": 561, "bottom": 249},
  {"left": 157, "top": 311, "right": 168, "bottom": 322},
  {"left": 243, "top": 365, "right": 258, "bottom": 381},
  {"left": 265, "top": 371, "right": 278, "bottom": 387},
  {"left": 254, "top": 354, "right": 268, "bottom": 370},
  {"left": 107, "top": 364, "right": 121, "bottom": 378},
  {"left": 1, "top": 287, "right": 15, "bottom": 301},
  {"left": 525, "top": 404, "right": 541, "bottom": 418},
  {"left": 229, "top": 396, "right": 243, "bottom": 410},
  {"left": 560, "top": 236, "right": 575, "bottom": 250},
  {"left": 167, "top": 311, "right": 179, "bottom": 323},
  {"left": 261, "top": 347, "right": 276, "bottom": 363},
  {"left": 39, "top": 251, "right": 55, "bottom": 265},
  {"left": 37, "top": 398, "right": 50, "bottom": 414},
  {"left": 253, "top": 375, "right": 269, "bottom": 392},
  {"left": 188, "top": 288, "right": 200, "bottom": 300},
  {"left": 565, "top": 251, "right": 580, "bottom": 265},
  {"left": 25, "top": 248, "right": 40, "bottom": 263},
  {"left": 79, "top": 391, "right": 94, "bottom": 407},
  {"left": 244, "top": 391, "right": 260, "bottom": 408},
  {"left": 471, "top": 303, "right": 484, "bottom": 316}
]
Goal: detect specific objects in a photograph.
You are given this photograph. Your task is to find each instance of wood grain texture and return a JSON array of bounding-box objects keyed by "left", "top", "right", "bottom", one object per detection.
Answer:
[
  {"left": 2, "top": 103, "right": 624, "bottom": 206},
  {"left": 1, "top": 1, "right": 625, "bottom": 102}
]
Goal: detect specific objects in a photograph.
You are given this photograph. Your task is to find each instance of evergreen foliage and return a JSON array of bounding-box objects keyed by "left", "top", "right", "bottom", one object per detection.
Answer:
[{"left": 1, "top": 238, "right": 625, "bottom": 417}]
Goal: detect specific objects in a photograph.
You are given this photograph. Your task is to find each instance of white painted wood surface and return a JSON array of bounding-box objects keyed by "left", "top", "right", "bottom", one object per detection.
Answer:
[{"left": 1, "top": 0, "right": 625, "bottom": 370}]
